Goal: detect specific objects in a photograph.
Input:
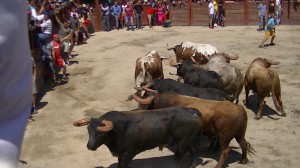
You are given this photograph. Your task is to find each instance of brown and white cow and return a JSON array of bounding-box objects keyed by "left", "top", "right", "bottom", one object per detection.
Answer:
[
  {"left": 128, "top": 51, "right": 169, "bottom": 101},
  {"left": 200, "top": 53, "right": 244, "bottom": 104},
  {"left": 133, "top": 91, "right": 255, "bottom": 168},
  {"left": 244, "top": 58, "right": 285, "bottom": 119},
  {"left": 167, "top": 41, "right": 218, "bottom": 64}
]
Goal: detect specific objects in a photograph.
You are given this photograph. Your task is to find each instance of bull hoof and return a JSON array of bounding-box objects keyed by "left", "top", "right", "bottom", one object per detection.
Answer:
[
  {"left": 282, "top": 113, "right": 287, "bottom": 117},
  {"left": 239, "top": 157, "right": 249, "bottom": 164}
]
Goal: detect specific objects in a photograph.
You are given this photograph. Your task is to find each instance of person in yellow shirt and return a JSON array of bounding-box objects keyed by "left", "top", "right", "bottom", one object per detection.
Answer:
[{"left": 213, "top": 0, "right": 218, "bottom": 26}]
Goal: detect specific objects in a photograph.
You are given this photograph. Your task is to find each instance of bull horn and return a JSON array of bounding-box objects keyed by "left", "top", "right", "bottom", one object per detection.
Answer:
[
  {"left": 226, "top": 54, "right": 239, "bottom": 60},
  {"left": 142, "top": 86, "right": 157, "bottom": 94},
  {"left": 73, "top": 118, "right": 91, "bottom": 127},
  {"left": 170, "top": 59, "right": 178, "bottom": 67},
  {"left": 160, "top": 55, "right": 171, "bottom": 60},
  {"left": 266, "top": 59, "right": 280, "bottom": 65},
  {"left": 132, "top": 94, "right": 154, "bottom": 105},
  {"left": 96, "top": 120, "right": 113, "bottom": 132},
  {"left": 167, "top": 43, "right": 175, "bottom": 50}
]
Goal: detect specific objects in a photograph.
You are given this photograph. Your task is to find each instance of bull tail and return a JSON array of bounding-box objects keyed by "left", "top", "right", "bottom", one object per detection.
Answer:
[
  {"left": 270, "top": 71, "right": 282, "bottom": 112},
  {"left": 247, "top": 142, "right": 256, "bottom": 156}
]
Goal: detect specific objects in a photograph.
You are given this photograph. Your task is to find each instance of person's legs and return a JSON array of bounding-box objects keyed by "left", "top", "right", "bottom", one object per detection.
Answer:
[
  {"left": 115, "top": 15, "right": 119, "bottom": 29},
  {"left": 270, "top": 32, "right": 276, "bottom": 45},
  {"left": 260, "top": 30, "right": 270, "bottom": 47},
  {"left": 147, "top": 14, "right": 152, "bottom": 28},
  {"left": 130, "top": 16, "right": 134, "bottom": 31}
]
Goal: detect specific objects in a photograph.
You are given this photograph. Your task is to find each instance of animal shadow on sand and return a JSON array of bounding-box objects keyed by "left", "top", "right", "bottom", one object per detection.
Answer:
[
  {"left": 245, "top": 94, "right": 281, "bottom": 119},
  {"left": 101, "top": 145, "right": 242, "bottom": 168}
]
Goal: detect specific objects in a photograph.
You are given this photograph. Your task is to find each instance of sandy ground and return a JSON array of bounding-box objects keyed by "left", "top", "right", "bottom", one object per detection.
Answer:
[{"left": 19, "top": 25, "right": 300, "bottom": 168}]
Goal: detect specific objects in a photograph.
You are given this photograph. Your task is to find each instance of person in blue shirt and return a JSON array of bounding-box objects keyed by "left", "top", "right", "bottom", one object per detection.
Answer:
[
  {"left": 259, "top": 14, "right": 277, "bottom": 48},
  {"left": 111, "top": 1, "right": 121, "bottom": 30},
  {"left": 258, "top": 1, "right": 267, "bottom": 31}
]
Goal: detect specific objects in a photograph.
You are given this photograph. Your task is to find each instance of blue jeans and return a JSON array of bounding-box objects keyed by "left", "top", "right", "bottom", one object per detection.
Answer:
[
  {"left": 125, "top": 16, "right": 134, "bottom": 30},
  {"left": 259, "top": 15, "right": 266, "bottom": 29},
  {"left": 136, "top": 14, "right": 142, "bottom": 29},
  {"left": 103, "top": 15, "right": 110, "bottom": 31},
  {"left": 34, "top": 33, "right": 51, "bottom": 58},
  {"left": 112, "top": 14, "right": 119, "bottom": 29}
]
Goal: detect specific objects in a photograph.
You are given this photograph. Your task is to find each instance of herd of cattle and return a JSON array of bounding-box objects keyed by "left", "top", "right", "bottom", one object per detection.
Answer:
[{"left": 73, "top": 41, "right": 285, "bottom": 168}]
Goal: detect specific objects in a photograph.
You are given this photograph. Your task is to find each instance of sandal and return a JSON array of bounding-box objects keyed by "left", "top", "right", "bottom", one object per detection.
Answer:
[
  {"left": 62, "top": 76, "right": 69, "bottom": 81},
  {"left": 259, "top": 45, "right": 264, "bottom": 48}
]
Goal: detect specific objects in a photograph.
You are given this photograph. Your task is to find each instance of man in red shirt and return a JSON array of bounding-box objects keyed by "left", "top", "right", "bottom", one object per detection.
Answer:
[
  {"left": 147, "top": 7, "right": 155, "bottom": 28},
  {"left": 51, "top": 34, "right": 68, "bottom": 83},
  {"left": 125, "top": 2, "right": 135, "bottom": 31}
]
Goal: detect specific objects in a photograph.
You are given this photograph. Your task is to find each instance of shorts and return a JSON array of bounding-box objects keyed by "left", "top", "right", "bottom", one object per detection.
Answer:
[
  {"left": 265, "top": 30, "right": 276, "bottom": 39},
  {"left": 62, "top": 41, "right": 69, "bottom": 53},
  {"left": 56, "top": 57, "right": 65, "bottom": 67},
  {"left": 32, "top": 77, "right": 38, "bottom": 94},
  {"left": 209, "top": 14, "right": 214, "bottom": 19}
]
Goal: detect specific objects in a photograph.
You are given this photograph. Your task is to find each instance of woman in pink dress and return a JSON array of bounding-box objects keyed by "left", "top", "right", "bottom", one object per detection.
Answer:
[{"left": 157, "top": 3, "right": 164, "bottom": 26}]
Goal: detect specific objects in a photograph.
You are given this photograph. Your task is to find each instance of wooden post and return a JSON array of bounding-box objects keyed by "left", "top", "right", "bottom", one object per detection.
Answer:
[
  {"left": 93, "top": 0, "right": 102, "bottom": 32},
  {"left": 189, "top": 0, "right": 192, "bottom": 26},
  {"left": 245, "top": 0, "right": 248, "bottom": 25},
  {"left": 288, "top": 0, "right": 290, "bottom": 19}
]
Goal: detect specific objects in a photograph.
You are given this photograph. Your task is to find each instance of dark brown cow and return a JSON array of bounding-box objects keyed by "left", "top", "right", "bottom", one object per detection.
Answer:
[
  {"left": 244, "top": 58, "right": 285, "bottom": 119},
  {"left": 167, "top": 41, "right": 218, "bottom": 64},
  {"left": 133, "top": 92, "right": 255, "bottom": 168}
]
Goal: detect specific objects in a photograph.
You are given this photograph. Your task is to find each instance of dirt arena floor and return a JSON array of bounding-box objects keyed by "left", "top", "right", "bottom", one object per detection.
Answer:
[{"left": 19, "top": 25, "right": 300, "bottom": 168}]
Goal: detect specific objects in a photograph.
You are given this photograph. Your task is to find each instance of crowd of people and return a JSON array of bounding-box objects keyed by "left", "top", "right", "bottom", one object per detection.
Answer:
[
  {"left": 28, "top": 0, "right": 92, "bottom": 115},
  {"left": 99, "top": 0, "right": 171, "bottom": 31}
]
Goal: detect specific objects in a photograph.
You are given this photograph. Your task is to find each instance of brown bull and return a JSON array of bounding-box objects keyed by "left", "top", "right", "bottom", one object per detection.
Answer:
[
  {"left": 133, "top": 92, "right": 255, "bottom": 168},
  {"left": 244, "top": 58, "right": 285, "bottom": 119},
  {"left": 200, "top": 53, "right": 244, "bottom": 104},
  {"left": 167, "top": 41, "right": 218, "bottom": 64}
]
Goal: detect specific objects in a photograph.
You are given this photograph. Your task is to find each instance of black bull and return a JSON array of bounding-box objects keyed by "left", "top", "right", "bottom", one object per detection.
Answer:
[
  {"left": 143, "top": 78, "right": 229, "bottom": 101},
  {"left": 73, "top": 107, "right": 203, "bottom": 168},
  {"left": 171, "top": 60, "right": 223, "bottom": 89}
]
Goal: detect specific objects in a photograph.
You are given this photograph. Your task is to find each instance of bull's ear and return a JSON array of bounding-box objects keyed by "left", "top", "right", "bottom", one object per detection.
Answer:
[
  {"left": 96, "top": 120, "right": 113, "bottom": 132},
  {"left": 73, "top": 118, "right": 91, "bottom": 127}
]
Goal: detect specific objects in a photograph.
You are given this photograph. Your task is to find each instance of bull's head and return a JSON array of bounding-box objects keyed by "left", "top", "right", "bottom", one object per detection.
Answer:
[
  {"left": 73, "top": 118, "right": 113, "bottom": 151},
  {"left": 170, "top": 59, "right": 193, "bottom": 77},
  {"left": 210, "top": 53, "right": 239, "bottom": 63}
]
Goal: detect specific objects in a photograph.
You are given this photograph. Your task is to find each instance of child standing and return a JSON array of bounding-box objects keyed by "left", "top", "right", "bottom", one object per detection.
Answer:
[{"left": 51, "top": 34, "right": 68, "bottom": 82}]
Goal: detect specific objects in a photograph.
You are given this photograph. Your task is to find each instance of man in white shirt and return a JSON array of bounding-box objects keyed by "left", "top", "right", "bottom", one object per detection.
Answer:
[
  {"left": 0, "top": 0, "right": 32, "bottom": 168},
  {"left": 208, "top": 0, "right": 215, "bottom": 29},
  {"left": 275, "top": 0, "right": 281, "bottom": 25},
  {"left": 34, "top": 14, "right": 52, "bottom": 58}
]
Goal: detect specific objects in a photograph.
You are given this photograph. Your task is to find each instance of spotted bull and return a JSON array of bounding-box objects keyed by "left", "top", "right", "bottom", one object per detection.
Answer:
[
  {"left": 73, "top": 107, "right": 203, "bottom": 168},
  {"left": 244, "top": 58, "right": 285, "bottom": 119},
  {"left": 167, "top": 41, "right": 218, "bottom": 64}
]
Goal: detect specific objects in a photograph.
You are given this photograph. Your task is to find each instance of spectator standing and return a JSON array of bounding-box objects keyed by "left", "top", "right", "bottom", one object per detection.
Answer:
[
  {"left": 34, "top": 13, "right": 52, "bottom": 58},
  {"left": 157, "top": 3, "right": 164, "bottom": 26},
  {"left": 134, "top": 0, "right": 144, "bottom": 29},
  {"left": 51, "top": 34, "right": 69, "bottom": 82},
  {"left": 147, "top": 6, "right": 156, "bottom": 28},
  {"left": 101, "top": 3, "right": 111, "bottom": 32},
  {"left": 259, "top": 14, "right": 277, "bottom": 48},
  {"left": 269, "top": 0, "right": 276, "bottom": 18},
  {"left": 111, "top": 1, "right": 122, "bottom": 30},
  {"left": 258, "top": 0, "right": 267, "bottom": 31},
  {"left": 208, "top": 0, "right": 214, "bottom": 29},
  {"left": 275, "top": 0, "right": 282, "bottom": 25},
  {"left": 54, "top": 13, "right": 72, "bottom": 66},
  {"left": 213, "top": 0, "right": 218, "bottom": 27},
  {"left": 218, "top": 2, "right": 225, "bottom": 27},
  {"left": 125, "top": 2, "right": 135, "bottom": 31},
  {"left": 28, "top": 0, "right": 45, "bottom": 21},
  {"left": 121, "top": 1, "right": 127, "bottom": 28}
]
